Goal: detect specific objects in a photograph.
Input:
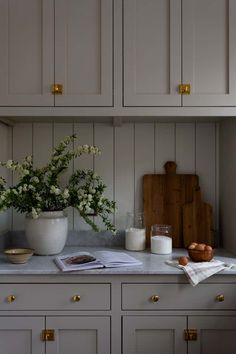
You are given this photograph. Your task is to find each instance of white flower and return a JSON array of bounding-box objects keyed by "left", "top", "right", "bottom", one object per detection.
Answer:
[
  {"left": 30, "top": 176, "right": 39, "bottom": 184},
  {"left": 31, "top": 207, "right": 38, "bottom": 219},
  {"left": 28, "top": 185, "right": 35, "bottom": 191},
  {"left": 0, "top": 177, "right": 5, "bottom": 185},
  {"left": 12, "top": 189, "right": 18, "bottom": 195},
  {"left": 23, "top": 184, "right": 28, "bottom": 192},
  {"left": 0, "top": 194, "right": 5, "bottom": 201},
  {"left": 6, "top": 160, "right": 13, "bottom": 168},
  {"left": 36, "top": 194, "right": 42, "bottom": 201},
  {"left": 82, "top": 144, "right": 89, "bottom": 153},
  {"left": 50, "top": 186, "right": 61, "bottom": 195},
  {"left": 87, "top": 194, "right": 92, "bottom": 201},
  {"left": 62, "top": 188, "right": 70, "bottom": 199},
  {"left": 26, "top": 155, "right": 32, "bottom": 163},
  {"left": 89, "top": 187, "right": 96, "bottom": 194}
]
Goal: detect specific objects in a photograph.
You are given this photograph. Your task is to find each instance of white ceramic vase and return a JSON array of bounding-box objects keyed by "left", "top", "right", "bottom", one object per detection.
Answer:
[{"left": 25, "top": 211, "right": 68, "bottom": 255}]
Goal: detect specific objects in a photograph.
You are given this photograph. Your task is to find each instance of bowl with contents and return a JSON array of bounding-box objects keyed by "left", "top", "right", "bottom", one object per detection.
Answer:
[
  {"left": 4, "top": 248, "right": 34, "bottom": 264},
  {"left": 188, "top": 242, "right": 214, "bottom": 262}
]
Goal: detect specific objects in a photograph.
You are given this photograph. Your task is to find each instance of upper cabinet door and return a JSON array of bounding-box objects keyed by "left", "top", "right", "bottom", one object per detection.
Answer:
[
  {"left": 123, "top": 0, "right": 181, "bottom": 107},
  {"left": 0, "top": 0, "right": 54, "bottom": 106},
  {"left": 182, "top": 0, "right": 236, "bottom": 106},
  {"left": 55, "top": 0, "right": 113, "bottom": 107}
]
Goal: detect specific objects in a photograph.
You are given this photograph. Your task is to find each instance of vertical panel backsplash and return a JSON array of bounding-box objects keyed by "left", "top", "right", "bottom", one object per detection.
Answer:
[
  {"left": 0, "top": 123, "right": 12, "bottom": 234},
  {"left": 9, "top": 122, "right": 219, "bottom": 234}
]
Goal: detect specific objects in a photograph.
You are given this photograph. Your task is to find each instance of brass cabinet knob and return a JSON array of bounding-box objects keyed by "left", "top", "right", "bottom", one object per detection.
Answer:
[
  {"left": 51, "top": 84, "right": 63, "bottom": 95},
  {"left": 150, "top": 295, "right": 160, "bottom": 303},
  {"left": 179, "top": 83, "right": 191, "bottom": 95},
  {"left": 7, "top": 295, "right": 16, "bottom": 303},
  {"left": 216, "top": 294, "right": 224, "bottom": 302},
  {"left": 71, "top": 295, "right": 81, "bottom": 302}
]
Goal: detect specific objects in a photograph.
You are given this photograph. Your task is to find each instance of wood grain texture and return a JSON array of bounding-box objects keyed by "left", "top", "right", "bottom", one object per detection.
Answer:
[
  {"left": 143, "top": 161, "right": 199, "bottom": 248},
  {"left": 183, "top": 187, "right": 214, "bottom": 247}
]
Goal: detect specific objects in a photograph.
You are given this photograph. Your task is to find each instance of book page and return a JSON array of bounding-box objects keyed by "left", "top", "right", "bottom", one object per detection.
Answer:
[
  {"left": 94, "top": 251, "right": 142, "bottom": 268},
  {"left": 55, "top": 251, "right": 104, "bottom": 271}
]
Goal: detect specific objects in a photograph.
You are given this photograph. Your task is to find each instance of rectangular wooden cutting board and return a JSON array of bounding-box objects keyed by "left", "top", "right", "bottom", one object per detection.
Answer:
[
  {"left": 143, "top": 162, "right": 199, "bottom": 248},
  {"left": 183, "top": 187, "right": 214, "bottom": 247}
]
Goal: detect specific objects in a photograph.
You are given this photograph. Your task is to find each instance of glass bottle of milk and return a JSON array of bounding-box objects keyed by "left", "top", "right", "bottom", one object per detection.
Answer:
[{"left": 125, "top": 212, "right": 146, "bottom": 251}]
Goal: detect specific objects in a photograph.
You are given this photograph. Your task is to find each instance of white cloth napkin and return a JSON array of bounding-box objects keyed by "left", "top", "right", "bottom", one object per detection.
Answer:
[{"left": 166, "top": 259, "right": 235, "bottom": 286}]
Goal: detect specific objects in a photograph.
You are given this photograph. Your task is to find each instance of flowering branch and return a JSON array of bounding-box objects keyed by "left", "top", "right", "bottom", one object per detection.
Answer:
[{"left": 0, "top": 135, "right": 116, "bottom": 234}]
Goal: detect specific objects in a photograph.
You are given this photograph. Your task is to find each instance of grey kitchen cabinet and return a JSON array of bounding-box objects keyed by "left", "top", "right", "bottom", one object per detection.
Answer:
[
  {"left": 123, "top": 0, "right": 236, "bottom": 107},
  {"left": 123, "top": 316, "right": 187, "bottom": 354},
  {"left": 0, "top": 0, "right": 113, "bottom": 107},
  {"left": 122, "top": 315, "right": 236, "bottom": 354},
  {"left": 1, "top": 274, "right": 236, "bottom": 354},
  {"left": 123, "top": 0, "right": 181, "bottom": 107},
  {"left": 121, "top": 281, "right": 236, "bottom": 354},
  {"left": 0, "top": 316, "right": 110, "bottom": 354},
  {"left": 0, "top": 282, "right": 111, "bottom": 354},
  {"left": 0, "top": 316, "right": 44, "bottom": 354},
  {"left": 188, "top": 316, "right": 236, "bottom": 354}
]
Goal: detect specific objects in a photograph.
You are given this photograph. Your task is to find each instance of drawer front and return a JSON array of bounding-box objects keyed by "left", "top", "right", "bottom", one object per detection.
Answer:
[
  {"left": 0, "top": 284, "right": 110, "bottom": 310},
  {"left": 122, "top": 283, "right": 236, "bottom": 310}
]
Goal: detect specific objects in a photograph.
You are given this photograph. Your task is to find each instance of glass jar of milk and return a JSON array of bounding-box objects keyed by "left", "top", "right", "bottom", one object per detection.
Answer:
[{"left": 125, "top": 212, "right": 146, "bottom": 251}]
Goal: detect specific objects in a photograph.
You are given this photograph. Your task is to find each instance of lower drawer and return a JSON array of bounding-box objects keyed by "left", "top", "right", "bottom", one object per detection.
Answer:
[
  {"left": 0, "top": 283, "right": 111, "bottom": 310},
  {"left": 122, "top": 283, "right": 236, "bottom": 310}
]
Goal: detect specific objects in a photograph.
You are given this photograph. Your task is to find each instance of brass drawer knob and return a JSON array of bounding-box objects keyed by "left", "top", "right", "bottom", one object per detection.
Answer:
[
  {"left": 216, "top": 294, "right": 224, "bottom": 302},
  {"left": 7, "top": 295, "right": 16, "bottom": 303},
  {"left": 151, "top": 295, "right": 160, "bottom": 303},
  {"left": 72, "top": 295, "right": 81, "bottom": 302}
]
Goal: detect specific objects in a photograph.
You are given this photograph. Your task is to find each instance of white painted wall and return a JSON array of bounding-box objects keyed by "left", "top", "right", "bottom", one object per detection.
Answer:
[{"left": 5, "top": 122, "right": 218, "bottom": 235}]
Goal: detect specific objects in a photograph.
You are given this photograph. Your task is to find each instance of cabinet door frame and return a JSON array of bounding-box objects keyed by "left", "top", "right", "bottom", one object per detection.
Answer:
[
  {"left": 0, "top": 316, "right": 45, "bottom": 354},
  {"left": 123, "top": 0, "right": 182, "bottom": 107},
  {"left": 46, "top": 316, "right": 110, "bottom": 354},
  {"left": 0, "top": 0, "right": 54, "bottom": 107},
  {"left": 182, "top": 0, "right": 236, "bottom": 106},
  {"left": 123, "top": 315, "right": 187, "bottom": 354},
  {"left": 188, "top": 315, "right": 236, "bottom": 354},
  {"left": 54, "top": 0, "right": 113, "bottom": 107}
]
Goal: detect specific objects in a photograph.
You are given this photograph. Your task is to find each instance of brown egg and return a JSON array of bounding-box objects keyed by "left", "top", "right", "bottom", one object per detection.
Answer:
[
  {"left": 178, "top": 256, "right": 189, "bottom": 266},
  {"left": 205, "top": 245, "right": 212, "bottom": 251},
  {"left": 195, "top": 244, "right": 205, "bottom": 251},
  {"left": 188, "top": 243, "right": 197, "bottom": 250}
]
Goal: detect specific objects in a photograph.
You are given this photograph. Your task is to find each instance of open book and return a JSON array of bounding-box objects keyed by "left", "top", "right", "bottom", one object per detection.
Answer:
[{"left": 55, "top": 250, "right": 142, "bottom": 272}]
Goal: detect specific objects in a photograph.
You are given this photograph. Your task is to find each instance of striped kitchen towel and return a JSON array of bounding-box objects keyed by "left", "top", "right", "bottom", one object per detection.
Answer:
[{"left": 166, "top": 259, "right": 235, "bottom": 286}]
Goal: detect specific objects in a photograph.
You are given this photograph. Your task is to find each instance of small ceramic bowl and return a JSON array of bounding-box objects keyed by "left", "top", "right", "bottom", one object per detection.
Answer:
[
  {"left": 4, "top": 248, "right": 34, "bottom": 264},
  {"left": 188, "top": 248, "right": 214, "bottom": 262}
]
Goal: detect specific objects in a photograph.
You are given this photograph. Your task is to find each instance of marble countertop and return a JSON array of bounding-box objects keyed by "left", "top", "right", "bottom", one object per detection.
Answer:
[{"left": 0, "top": 246, "right": 236, "bottom": 275}]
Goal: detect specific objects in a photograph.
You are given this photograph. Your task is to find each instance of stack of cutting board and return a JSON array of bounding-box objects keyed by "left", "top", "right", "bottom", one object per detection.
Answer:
[{"left": 143, "top": 161, "right": 214, "bottom": 248}]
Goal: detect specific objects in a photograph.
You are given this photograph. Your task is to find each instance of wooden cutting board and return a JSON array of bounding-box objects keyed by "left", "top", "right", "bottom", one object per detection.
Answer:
[
  {"left": 183, "top": 187, "right": 214, "bottom": 247},
  {"left": 143, "top": 161, "right": 199, "bottom": 248}
]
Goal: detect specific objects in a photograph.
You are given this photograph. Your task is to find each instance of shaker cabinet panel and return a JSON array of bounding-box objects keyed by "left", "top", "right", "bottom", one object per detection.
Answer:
[
  {"left": 46, "top": 316, "right": 110, "bottom": 354},
  {"left": 188, "top": 316, "right": 236, "bottom": 354},
  {"left": 0, "top": 0, "right": 113, "bottom": 108},
  {"left": 182, "top": 0, "right": 236, "bottom": 106},
  {"left": 0, "top": 0, "right": 54, "bottom": 106},
  {"left": 0, "top": 317, "right": 44, "bottom": 354},
  {"left": 55, "top": 0, "right": 113, "bottom": 107},
  {"left": 123, "top": 316, "right": 186, "bottom": 354},
  {"left": 123, "top": 0, "right": 181, "bottom": 107}
]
